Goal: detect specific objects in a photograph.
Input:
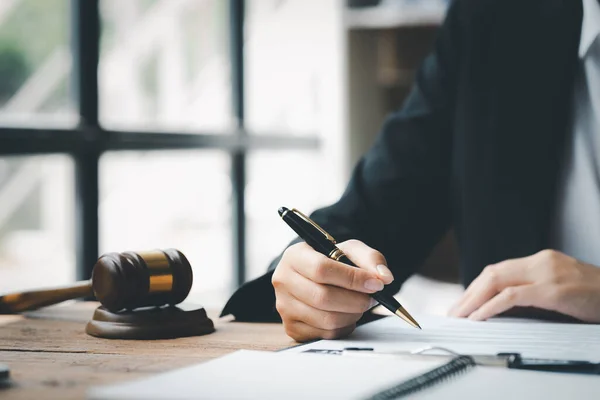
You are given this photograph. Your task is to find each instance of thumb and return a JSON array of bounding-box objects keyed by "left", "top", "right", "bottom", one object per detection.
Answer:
[{"left": 336, "top": 240, "right": 394, "bottom": 285}]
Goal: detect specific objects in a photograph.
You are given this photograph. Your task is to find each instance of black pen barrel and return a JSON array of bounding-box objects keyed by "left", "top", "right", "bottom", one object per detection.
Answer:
[
  {"left": 278, "top": 206, "right": 417, "bottom": 327},
  {"left": 280, "top": 210, "right": 336, "bottom": 255}
]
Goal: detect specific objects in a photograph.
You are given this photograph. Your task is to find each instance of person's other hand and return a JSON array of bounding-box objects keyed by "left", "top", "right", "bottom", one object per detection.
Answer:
[
  {"left": 272, "top": 240, "right": 394, "bottom": 342},
  {"left": 449, "top": 250, "right": 600, "bottom": 322}
]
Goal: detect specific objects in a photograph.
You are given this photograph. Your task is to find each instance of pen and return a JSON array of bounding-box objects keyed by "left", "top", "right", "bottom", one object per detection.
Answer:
[{"left": 278, "top": 207, "right": 421, "bottom": 329}]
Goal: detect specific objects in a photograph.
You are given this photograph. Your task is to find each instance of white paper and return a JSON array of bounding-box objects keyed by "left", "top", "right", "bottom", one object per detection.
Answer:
[
  {"left": 88, "top": 350, "right": 444, "bottom": 400},
  {"left": 89, "top": 315, "right": 600, "bottom": 400},
  {"left": 416, "top": 366, "right": 600, "bottom": 400},
  {"left": 88, "top": 349, "right": 600, "bottom": 400},
  {"left": 286, "top": 314, "right": 600, "bottom": 361}
]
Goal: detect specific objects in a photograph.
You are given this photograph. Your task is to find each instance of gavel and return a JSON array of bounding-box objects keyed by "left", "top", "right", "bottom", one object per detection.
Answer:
[{"left": 0, "top": 249, "right": 193, "bottom": 314}]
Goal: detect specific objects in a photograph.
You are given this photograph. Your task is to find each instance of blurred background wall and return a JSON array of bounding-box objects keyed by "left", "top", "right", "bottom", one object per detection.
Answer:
[{"left": 0, "top": 0, "right": 461, "bottom": 313}]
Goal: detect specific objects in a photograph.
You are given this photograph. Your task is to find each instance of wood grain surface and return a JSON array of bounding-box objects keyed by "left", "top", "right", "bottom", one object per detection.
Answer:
[{"left": 0, "top": 302, "right": 294, "bottom": 400}]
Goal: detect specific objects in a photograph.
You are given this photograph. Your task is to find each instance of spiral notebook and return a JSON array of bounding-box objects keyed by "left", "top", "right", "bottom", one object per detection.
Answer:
[
  {"left": 88, "top": 350, "right": 449, "bottom": 400},
  {"left": 88, "top": 349, "right": 600, "bottom": 400},
  {"left": 359, "top": 355, "right": 476, "bottom": 399},
  {"left": 89, "top": 315, "right": 600, "bottom": 399}
]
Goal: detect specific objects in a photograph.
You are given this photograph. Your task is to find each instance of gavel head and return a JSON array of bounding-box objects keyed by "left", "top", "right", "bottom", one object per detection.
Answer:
[{"left": 91, "top": 249, "right": 193, "bottom": 312}]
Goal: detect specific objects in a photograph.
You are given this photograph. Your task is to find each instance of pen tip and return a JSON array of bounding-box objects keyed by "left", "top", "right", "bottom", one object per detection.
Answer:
[
  {"left": 395, "top": 307, "right": 422, "bottom": 330},
  {"left": 278, "top": 207, "right": 288, "bottom": 217}
]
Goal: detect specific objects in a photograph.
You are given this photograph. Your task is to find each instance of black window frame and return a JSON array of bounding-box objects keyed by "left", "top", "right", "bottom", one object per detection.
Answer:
[{"left": 0, "top": 0, "right": 319, "bottom": 288}]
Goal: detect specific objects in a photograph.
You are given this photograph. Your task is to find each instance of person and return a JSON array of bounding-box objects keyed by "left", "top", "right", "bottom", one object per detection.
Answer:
[{"left": 222, "top": 0, "right": 600, "bottom": 342}]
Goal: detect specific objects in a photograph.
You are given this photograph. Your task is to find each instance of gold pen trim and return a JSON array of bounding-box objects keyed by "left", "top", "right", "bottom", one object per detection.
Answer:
[
  {"left": 395, "top": 306, "right": 422, "bottom": 330},
  {"left": 291, "top": 208, "right": 337, "bottom": 243},
  {"left": 287, "top": 207, "right": 422, "bottom": 330},
  {"left": 329, "top": 248, "right": 345, "bottom": 261}
]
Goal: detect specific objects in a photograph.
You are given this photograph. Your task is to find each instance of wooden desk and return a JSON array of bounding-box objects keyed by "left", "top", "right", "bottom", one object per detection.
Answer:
[{"left": 0, "top": 302, "right": 294, "bottom": 400}]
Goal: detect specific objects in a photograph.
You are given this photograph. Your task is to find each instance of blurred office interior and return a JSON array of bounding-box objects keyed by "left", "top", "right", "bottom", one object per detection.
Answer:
[{"left": 0, "top": 0, "right": 461, "bottom": 313}]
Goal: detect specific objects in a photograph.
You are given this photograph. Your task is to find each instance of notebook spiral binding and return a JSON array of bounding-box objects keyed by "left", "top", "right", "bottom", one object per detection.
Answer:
[{"left": 366, "top": 355, "right": 476, "bottom": 400}]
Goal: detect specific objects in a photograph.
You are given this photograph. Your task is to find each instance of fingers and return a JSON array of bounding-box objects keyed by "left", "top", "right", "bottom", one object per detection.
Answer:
[
  {"left": 468, "top": 284, "right": 551, "bottom": 321},
  {"left": 284, "top": 270, "right": 374, "bottom": 313},
  {"left": 273, "top": 240, "right": 390, "bottom": 342},
  {"left": 279, "top": 292, "right": 363, "bottom": 331},
  {"left": 284, "top": 320, "right": 356, "bottom": 343},
  {"left": 288, "top": 241, "right": 392, "bottom": 293},
  {"left": 337, "top": 240, "right": 394, "bottom": 285},
  {"left": 449, "top": 257, "right": 533, "bottom": 318},
  {"left": 447, "top": 249, "right": 600, "bottom": 323},
  {"left": 274, "top": 273, "right": 366, "bottom": 341}
]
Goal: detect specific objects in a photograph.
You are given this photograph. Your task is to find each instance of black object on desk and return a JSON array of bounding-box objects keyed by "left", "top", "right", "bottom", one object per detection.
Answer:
[
  {"left": 0, "top": 364, "right": 9, "bottom": 381},
  {"left": 341, "top": 347, "right": 600, "bottom": 375},
  {"left": 499, "top": 353, "right": 600, "bottom": 374},
  {"left": 309, "top": 347, "right": 600, "bottom": 399},
  {"left": 278, "top": 207, "right": 421, "bottom": 329}
]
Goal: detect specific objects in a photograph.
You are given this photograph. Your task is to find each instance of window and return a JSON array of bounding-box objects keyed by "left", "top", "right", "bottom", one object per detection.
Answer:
[
  {"left": 246, "top": 0, "right": 336, "bottom": 137},
  {"left": 246, "top": 150, "right": 326, "bottom": 280},
  {"left": 99, "top": 0, "right": 232, "bottom": 131},
  {"left": 0, "top": 0, "right": 74, "bottom": 125},
  {"left": 0, "top": 155, "right": 75, "bottom": 292},
  {"left": 0, "top": 0, "right": 343, "bottom": 303},
  {"left": 99, "top": 150, "right": 232, "bottom": 304}
]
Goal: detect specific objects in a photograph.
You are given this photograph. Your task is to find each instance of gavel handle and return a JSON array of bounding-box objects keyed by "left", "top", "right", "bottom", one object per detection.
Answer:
[{"left": 0, "top": 281, "right": 93, "bottom": 314}]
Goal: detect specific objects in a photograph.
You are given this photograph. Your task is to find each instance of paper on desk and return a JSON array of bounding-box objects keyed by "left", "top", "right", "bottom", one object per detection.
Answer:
[
  {"left": 87, "top": 350, "right": 445, "bottom": 400},
  {"left": 88, "top": 348, "right": 600, "bottom": 400},
  {"left": 286, "top": 314, "right": 600, "bottom": 361},
  {"left": 88, "top": 315, "right": 600, "bottom": 400}
]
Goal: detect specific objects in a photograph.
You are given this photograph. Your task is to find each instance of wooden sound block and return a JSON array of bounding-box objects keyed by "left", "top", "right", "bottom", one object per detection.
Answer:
[{"left": 85, "top": 304, "right": 215, "bottom": 340}]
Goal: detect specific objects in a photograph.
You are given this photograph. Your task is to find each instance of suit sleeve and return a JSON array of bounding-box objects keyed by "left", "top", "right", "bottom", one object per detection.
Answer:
[{"left": 221, "top": 0, "right": 464, "bottom": 322}]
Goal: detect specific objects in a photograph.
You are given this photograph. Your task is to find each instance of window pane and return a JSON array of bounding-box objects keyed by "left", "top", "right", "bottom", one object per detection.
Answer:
[
  {"left": 246, "top": 150, "right": 330, "bottom": 280},
  {"left": 100, "top": 150, "right": 232, "bottom": 306},
  {"left": 245, "top": 0, "right": 340, "bottom": 136},
  {"left": 0, "top": 0, "right": 74, "bottom": 126},
  {"left": 99, "top": 0, "right": 232, "bottom": 132},
  {"left": 0, "top": 155, "right": 75, "bottom": 293}
]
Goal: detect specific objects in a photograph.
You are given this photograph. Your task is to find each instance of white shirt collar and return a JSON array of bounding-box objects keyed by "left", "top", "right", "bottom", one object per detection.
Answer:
[{"left": 580, "top": 0, "right": 600, "bottom": 58}]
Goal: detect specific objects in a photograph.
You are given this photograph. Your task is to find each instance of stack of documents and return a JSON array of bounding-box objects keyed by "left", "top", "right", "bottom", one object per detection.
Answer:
[
  {"left": 89, "top": 315, "right": 600, "bottom": 399},
  {"left": 287, "top": 314, "right": 600, "bottom": 360}
]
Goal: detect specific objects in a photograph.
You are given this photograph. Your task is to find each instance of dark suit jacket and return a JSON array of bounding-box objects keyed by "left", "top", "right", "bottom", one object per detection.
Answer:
[{"left": 221, "top": 0, "right": 584, "bottom": 322}]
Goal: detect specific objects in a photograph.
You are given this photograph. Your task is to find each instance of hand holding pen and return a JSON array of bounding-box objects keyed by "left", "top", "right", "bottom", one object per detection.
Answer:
[{"left": 272, "top": 207, "right": 420, "bottom": 343}]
